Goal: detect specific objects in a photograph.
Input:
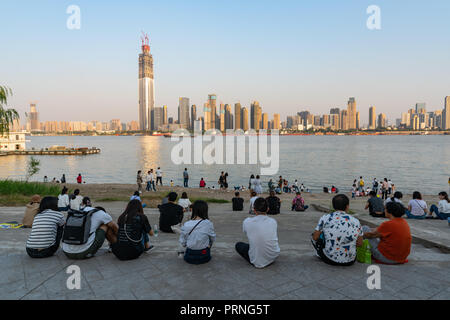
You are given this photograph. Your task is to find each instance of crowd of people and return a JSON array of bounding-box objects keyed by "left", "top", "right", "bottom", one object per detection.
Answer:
[{"left": 21, "top": 172, "right": 450, "bottom": 271}]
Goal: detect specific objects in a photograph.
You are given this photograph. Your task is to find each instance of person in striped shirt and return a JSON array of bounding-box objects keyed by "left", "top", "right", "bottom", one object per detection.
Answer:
[{"left": 26, "top": 197, "right": 65, "bottom": 258}]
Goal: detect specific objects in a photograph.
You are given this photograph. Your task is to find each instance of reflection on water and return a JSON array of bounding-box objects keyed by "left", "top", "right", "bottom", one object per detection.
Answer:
[{"left": 0, "top": 135, "right": 448, "bottom": 194}]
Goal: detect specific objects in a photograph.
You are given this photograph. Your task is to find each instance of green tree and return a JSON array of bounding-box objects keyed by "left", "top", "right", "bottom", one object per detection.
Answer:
[
  {"left": 26, "top": 157, "right": 40, "bottom": 182},
  {"left": 0, "top": 86, "right": 20, "bottom": 135}
]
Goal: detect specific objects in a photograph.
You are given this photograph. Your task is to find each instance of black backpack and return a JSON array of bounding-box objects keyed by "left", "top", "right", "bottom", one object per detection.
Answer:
[{"left": 62, "top": 208, "right": 99, "bottom": 245}]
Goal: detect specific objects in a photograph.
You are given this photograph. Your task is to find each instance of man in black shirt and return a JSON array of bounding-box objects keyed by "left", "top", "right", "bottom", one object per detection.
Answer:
[
  {"left": 266, "top": 191, "right": 281, "bottom": 215},
  {"left": 232, "top": 192, "right": 244, "bottom": 211},
  {"left": 365, "top": 191, "right": 385, "bottom": 217},
  {"left": 159, "top": 192, "right": 184, "bottom": 232}
]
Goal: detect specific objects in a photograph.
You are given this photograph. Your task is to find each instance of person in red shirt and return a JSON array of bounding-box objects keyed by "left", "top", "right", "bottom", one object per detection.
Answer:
[
  {"left": 76, "top": 174, "right": 82, "bottom": 184},
  {"left": 362, "top": 202, "right": 411, "bottom": 264},
  {"left": 199, "top": 178, "right": 206, "bottom": 188}
]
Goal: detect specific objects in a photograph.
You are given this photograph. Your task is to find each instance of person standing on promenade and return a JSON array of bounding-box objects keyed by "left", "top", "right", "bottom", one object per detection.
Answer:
[
  {"left": 235, "top": 197, "right": 280, "bottom": 268},
  {"left": 362, "top": 202, "right": 411, "bottom": 264},
  {"left": 218, "top": 172, "right": 225, "bottom": 190},
  {"left": 183, "top": 168, "right": 189, "bottom": 188},
  {"left": 249, "top": 174, "right": 255, "bottom": 191},
  {"left": 156, "top": 167, "right": 163, "bottom": 185},
  {"left": 76, "top": 173, "right": 82, "bottom": 184},
  {"left": 311, "top": 194, "right": 363, "bottom": 266},
  {"left": 358, "top": 176, "right": 365, "bottom": 193},
  {"left": 149, "top": 169, "right": 156, "bottom": 191},
  {"left": 253, "top": 175, "right": 262, "bottom": 194},
  {"left": 136, "top": 170, "right": 143, "bottom": 194},
  {"left": 372, "top": 178, "right": 379, "bottom": 194},
  {"left": 145, "top": 171, "right": 152, "bottom": 191},
  {"left": 388, "top": 179, "right": 393, "bottom": 195},
  {"left": 61, "top": 174, "right": 66, "bottom": 184},
  {"left": 43, "top": 176, "right": 48, "bottom": 183},
  {"left": 429, "top": 192, "right": 450, "bottom": 220},
  {"left": 381, "top": 178, "right": 389, "bottom": 200},
  {"left": 223, "top": 172, "right": 229, "bottom": 190}
]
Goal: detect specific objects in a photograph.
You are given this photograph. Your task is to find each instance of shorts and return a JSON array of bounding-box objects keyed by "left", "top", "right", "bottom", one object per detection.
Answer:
[{"left": 64, "top": 229, "right": 106, "bottom": 259}]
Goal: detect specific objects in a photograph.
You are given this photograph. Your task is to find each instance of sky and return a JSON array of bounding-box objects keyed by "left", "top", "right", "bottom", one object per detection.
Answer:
[{"left": 1, "top": 0, "right": 450, "bottom": 125}]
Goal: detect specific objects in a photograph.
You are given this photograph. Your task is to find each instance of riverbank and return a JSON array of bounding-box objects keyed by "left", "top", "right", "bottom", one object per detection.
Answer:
[{"left": 1, "top": 182, "right": 443, "bottom": 208}]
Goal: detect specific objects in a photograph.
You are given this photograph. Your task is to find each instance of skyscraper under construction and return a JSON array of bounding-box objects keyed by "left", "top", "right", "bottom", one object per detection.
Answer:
[{"left": 138, "top": 33, "right": 155, "bottom": 131}]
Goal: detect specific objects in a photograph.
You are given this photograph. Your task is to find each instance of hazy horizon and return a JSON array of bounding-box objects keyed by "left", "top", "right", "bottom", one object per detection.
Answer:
[{"left": 1, "top": 0, "right": 449, "bottom": 124}]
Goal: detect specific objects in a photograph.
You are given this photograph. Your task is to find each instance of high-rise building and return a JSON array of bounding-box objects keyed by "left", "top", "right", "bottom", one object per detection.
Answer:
[
  {"left": 444, "top": 96, "right": 450, "bottom": 129},
  {"left": 356, "top": 112, "right": 360, "bottom": 129},
  {"left": 369, "top": 106, "right": 376, "bottom": 129},
  {"left": 225, "top": 104, "right": 233, "bottom": 129},
  {"left": 415, "top": 103, "right": 426, "bottom": 114},
  {"left": 178, "top": 97, "right": 190, "bottom": 129},
  {"left": 273, "top": 114, "right": 280, "bottom": 130},
  {"left": 208, "top": 94, "right": 217, "bottom": 129},
  {"left": 234, "top": 103, "right": 241, "bottom": 130},
  {"left": 191, "top": 105, "right": 197, "bottom": 130},
  {"left": 203, "top": 103, "right": 211, "bottom": 131},
  {"left": 219, "top": 103, "right": 225, "bottom": 131},
  {"left": 378, "top": 113, "right": 386, "bottom": 129},
  {"left": 138, "top": 34, "right": 155, "bottom": 131},
  {"left": 29, "top": 103, "right": 39, "bottom": 131},
  {"left": 110, "top": 119, "right": 121, "bottom": 131},
  {"left": 322, "top": 114, "right": 330, "bottom": 128},
  {"left": 262, "top": 113, "right": 269, "bottom": 129},
  {"left": 241, "top": 107, "right": 249, "bottom": 131},
  {"left": 250, "top": 101, "right": 262, "bottom": 130},
  {"left": 330, "top": 114, "right": 339, "bottom": 130},
  {"left": 340, "top": 110, "right": 348, "bottom": 130},
  {"left": 347, "top": 97, "right": 357, "bottom": 129},
  {"left": 162, "top": 105, "right": 168, "bottom": 124},
  {"left": 153, "top": 107, "right": 163, "bottom": 130},
  {"left": 330, "top": 108, "right": 340, "bottom": 115}
]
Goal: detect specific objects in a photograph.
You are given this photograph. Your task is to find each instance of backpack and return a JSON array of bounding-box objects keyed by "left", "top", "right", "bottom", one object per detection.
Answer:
[
  {"left": 359, "top": 180, "right": 364, "bottom": 187},
  {"left": 62, "top": 208, "right": 99, "bottom": 245},
  {"left": 294, "top": 197, "right": 305, "bottom": 212}
]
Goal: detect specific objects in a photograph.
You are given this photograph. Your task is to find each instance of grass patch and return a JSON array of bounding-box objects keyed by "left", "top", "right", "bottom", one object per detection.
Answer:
[
  {"left": 0, "top": 180, "right": 60, "bottom": 197},
  {"left": 0, "top": 194, "right": 31, "bottom": 206}
]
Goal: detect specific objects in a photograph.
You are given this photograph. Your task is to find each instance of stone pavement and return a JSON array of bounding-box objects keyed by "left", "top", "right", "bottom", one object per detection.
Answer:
[{"left": 0, "top": 201, "right": 449, "bottom": 300}]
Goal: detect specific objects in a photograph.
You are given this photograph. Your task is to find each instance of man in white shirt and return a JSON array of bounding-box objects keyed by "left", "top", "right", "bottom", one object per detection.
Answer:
[
  {"left": 156, "top": 167, "right": 163, "bottom": 186},
  {"left": 63, "top": 197, "right": 118, "bottom": 259},
  {"left": 235, "top": 197, "right": 280, "bottom": 268}
]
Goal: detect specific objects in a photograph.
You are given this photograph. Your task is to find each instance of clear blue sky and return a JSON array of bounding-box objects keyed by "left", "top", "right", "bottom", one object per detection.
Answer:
[{"left": 1, "top": 0, "right": 449, "bottom": 125}]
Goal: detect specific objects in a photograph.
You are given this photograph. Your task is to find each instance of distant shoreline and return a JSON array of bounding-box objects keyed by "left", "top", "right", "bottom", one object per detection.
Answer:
[{"left": 26, "top": 130, "right": 450, "bottom": 137}]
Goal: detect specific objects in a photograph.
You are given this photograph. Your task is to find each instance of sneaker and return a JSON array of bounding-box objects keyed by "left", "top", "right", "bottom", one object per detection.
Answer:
[
  {"left": 177, "top": 251, "right": 184, "bottom": 258},
  {"left": 144, "top": 245, "right": 154, "bottom": 253}
]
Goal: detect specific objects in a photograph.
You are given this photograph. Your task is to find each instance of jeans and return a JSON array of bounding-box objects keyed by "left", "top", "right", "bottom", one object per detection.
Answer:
[
  {"left": 183, "top": 178, "right": 189, "bottom": 188},
  {"left": 430, "top": 204, "right": 450, "bottom": 220},
  {"left": 184, "top": 247, "right": 211, "bottom": 265},
  {"left": 235, "top": 242, "right": 252, "bottom": 264},
  {"left": 146, "top": 181, "right": 151, "bottom": 191},
  {"left": 382, "top": 190, "right": 388, "bottom": 200},
  {"left": 26, "top": 226, "right": 63, "bottom": 258},
  {"left": 58, "top": 206, "right": 69, "bottom": 212},
  {"left": 362, "top": 226, "right": 400, "bottom": 264},
  {"left": 405, "top": 210, "right": 426, "bottom": 219},
  {"left": 156, "top": 177, "right": 162, "bottom": 185}
]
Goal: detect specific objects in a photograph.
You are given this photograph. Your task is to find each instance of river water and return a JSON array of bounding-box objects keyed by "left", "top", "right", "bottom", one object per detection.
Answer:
[{"left": 1, "top": 135, "right": 449, "bottom": 194}]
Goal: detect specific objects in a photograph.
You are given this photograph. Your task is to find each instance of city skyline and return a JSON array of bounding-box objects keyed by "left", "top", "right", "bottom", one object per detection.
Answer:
[{"left": 2, "top": 1, "right": 450, "bottom": 123}]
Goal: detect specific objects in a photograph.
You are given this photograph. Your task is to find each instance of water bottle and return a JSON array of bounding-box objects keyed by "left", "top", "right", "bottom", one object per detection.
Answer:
[
  {"left": 364, "top": 240, "right": 372, "bottom": 264},
  {"left": 153, "top": 224, "right": 158, "bottom": 237}
]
